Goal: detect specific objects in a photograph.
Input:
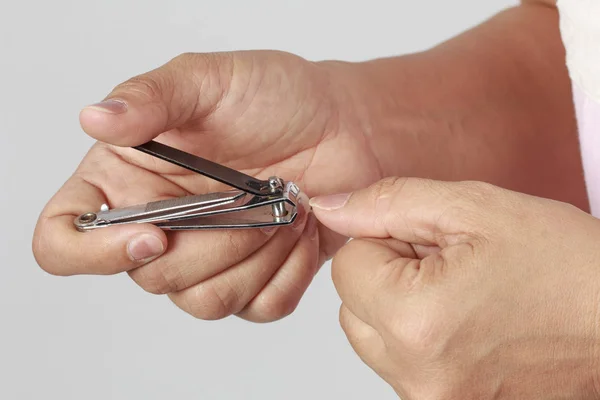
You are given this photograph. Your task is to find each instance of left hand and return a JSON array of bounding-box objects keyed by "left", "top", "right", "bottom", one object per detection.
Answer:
[
  {"left": 310, "top": 177, "right": 600, "bottom": 399},
  {"left": 32, "top": 51, "right": 381, "bottom": 323}
]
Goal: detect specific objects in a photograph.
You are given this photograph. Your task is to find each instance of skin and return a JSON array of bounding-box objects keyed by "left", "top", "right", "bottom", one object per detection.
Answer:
[
  {"left": 32, "top": 0, "right": 599, "bottom": 395},
  {"left": 349, "top": 0, "right": 585, "bottom": 209},
  {"left": 311, "top": 177, "right": 600, "bottom": 399}
]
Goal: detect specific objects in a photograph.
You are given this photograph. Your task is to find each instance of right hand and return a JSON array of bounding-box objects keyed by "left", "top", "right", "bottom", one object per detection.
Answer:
[{"left": 32, "top": 50, "right": 385, "bottom": 322}]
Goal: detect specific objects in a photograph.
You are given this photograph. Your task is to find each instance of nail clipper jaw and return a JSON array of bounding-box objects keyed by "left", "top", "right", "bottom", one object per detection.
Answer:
[{"left": 268, "top": 176, "right": 287, "bottom": 218}]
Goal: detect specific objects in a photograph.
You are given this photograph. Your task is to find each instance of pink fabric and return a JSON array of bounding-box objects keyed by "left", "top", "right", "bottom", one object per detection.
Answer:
[{"left": 573, "top": 84, "right": 600, "bottom": 217}]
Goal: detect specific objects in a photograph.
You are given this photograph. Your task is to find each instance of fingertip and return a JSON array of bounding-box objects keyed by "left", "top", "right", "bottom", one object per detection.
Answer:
[
  {"left": 309, "top": 199, "right": 354, "bottom": 238},
  {"left": 126, "top": 229, "right": 168, "bottom": 263},
  {"left": 79, "top": 102, "right": 129, "bottom": 145},
  {"left": 237, "top": 217, "right": 320, "bottom": 323},
  {"left": 82, "top": 223, "right": 169, "bottom": 274},
  {"left": 291, "top": 198, "right": 310, "bottom": 233},
  {"left": 79, "top": 98, "right": 161, "bottom": 146},
  {"left": 309, "top": 193, "right": 356, "bottom": 231},
  {"left": 36, "top": 215, "right": 168, "bottom": 276},
  {"left": 305, "top": 212, "right": 319, "bottom": 241}
]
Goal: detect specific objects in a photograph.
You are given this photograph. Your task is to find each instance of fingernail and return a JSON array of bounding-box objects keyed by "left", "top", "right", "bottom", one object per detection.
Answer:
[
  {"left": 292, "top": 207, "right": 309, "bottom": 231},
  {"left": 309, "top": 193, "right": 351, "bottom": 211},
  {"left": 306, "top": 213, "right": 318, "bottom": 240},
  {"left": 127, "top": 234, "right": 164, "bottom": 262},
  {"left": 297, "top": 192, "right": 311, "bottom": 213},
  {"left": 85, "top": 99, "right": 128, "bottom": 114}
]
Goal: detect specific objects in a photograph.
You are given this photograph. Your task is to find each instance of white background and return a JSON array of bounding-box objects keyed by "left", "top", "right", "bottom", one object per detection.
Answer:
[{"left": 1, "top": 1, "right": 517, "bottom": 398}]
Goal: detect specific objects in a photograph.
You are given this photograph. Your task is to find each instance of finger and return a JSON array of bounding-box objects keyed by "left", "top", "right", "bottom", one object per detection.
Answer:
[
  {"left": 79, "top": 53, "right": 232, "bottom": 146},
  {"left": 236, "top": 212, "right": 320, "bottom": 322},
  {"left": 127, "top": 228, "right": 275, "bottom": 295},
  {"left": 128, "top": 197, "right": 311, "bottom": 296},
  {"left": 165, "top": 210, "right": 311, "bottom": 321},
  {"left": 411, "top": 244, "right": 442, "bottom": 258},
  {"left": 340, "top": 306, "right": 409, "bottom": 398},
  {"left": 310, "top": 177, "right": 505, "bottom": 246},
  {"left": 32, "top": 144, "right": 202, "bottom": 276},
  {"left": 316, "top": 223, "right": 349, "bottom": 264},
  {"left": 32, "top": 174, "right": 167, "bottom": 276},
  {"left": 76, "top": 143, "right": 192, "bottom": 209},
  {"left": 339, "top": 305, "right": 401, "bottom": 383},
  {"left": 331, "top": 238, "right": 420, "bottom": 331}
]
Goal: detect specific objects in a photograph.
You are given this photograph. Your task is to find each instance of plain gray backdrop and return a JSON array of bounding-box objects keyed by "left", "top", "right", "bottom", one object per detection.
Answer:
[{"left": 1, "top": 1, "right": 517, "bottom": 399}]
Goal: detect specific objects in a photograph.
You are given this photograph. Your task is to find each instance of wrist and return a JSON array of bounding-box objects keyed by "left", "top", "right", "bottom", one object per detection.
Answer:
[
  {"left": 317, "top": 55, "right": 441, "bottom": 182},
  {"left": 323, "top": 5, "right": 587, "bottom": 210}
]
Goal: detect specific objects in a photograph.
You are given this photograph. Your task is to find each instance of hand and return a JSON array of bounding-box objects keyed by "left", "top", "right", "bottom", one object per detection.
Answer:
[
  {"left": 311, "top": 177, "right": 600, "bottom": 399},
  {"left": 32, "top": 51, "right": 384, "bottom": 322}
]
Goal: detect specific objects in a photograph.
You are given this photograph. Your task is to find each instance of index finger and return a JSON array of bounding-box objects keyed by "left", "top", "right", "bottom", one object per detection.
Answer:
[
  {"left": 332, "top": 237, "right": 420, "bottom": 333},
  {"left": 33, "top": 172, "right": 167, "bottom": 276}
]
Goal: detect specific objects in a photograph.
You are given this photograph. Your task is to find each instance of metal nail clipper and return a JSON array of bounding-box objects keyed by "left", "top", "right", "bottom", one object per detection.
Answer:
[{"left": 74, "top": 140, "right": 304, "bottom": 232}]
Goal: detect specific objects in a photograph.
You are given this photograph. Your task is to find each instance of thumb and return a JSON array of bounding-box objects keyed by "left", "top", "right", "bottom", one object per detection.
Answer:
[
  {"left": 79, "top": 53, "right": 231, "bottom": 146},
  {"left": 310, "top": 177, "right": 500, "bottom": 246}
]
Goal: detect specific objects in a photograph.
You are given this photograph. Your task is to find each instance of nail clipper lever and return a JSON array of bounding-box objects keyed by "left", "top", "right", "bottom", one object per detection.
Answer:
[{"left": 74, "top": 140, "right": 304, "bottom": 232}]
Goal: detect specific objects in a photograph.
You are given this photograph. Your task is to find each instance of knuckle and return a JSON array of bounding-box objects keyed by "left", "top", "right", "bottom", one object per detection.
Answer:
[
  {"left": 247, "top": 291, "right": 298, "bottom": 322},
  {"left": 185, "top": 281, "right": 238, "bottom": 321},
  {"left": 434, "top": 181, "right": 502, "bottom": 237},
  {"left": 418, "top": 246, "right": 455, "bottom": 280},
  {"left": 170, "top": 52, "right": 207, "bottom": 75},
  {"left": 131, "top": 263, "right": 184, "bottom": 295},
  {"left": 338, "top": 306, "right": 373, "bottom": 342},
  {"left": 388, "top": 302, "right": 445, "bottom": 358},
  {"left": 369, "top": 176, "right": 408, "bottom": 203},
  {"left": 330, "top": 241, "right": 356, "bottom": 285},
  {"left": 32, "top": 224, "right": 67, "bottom": 276},
  {"left": 338, "top": 306, "right": 351, "bottom": 332},
  {"left": 392, "top": 318, "right": 438, "bottom": 357},
  {"left": 115, "top": 73, "right": 167, "bottom": 101},
  {"left": 446, "top": 241, "right": 480, "bottom": 264},
  {"left": 169, "top": 51, "right": 233, "bottom": 117},
  {"left": 385, "top": 257, "right": 423, "bottom": 293},
  {"left": 457, "top": 180, "right": 500, "bottom": 209},
  {"left": 171, "top": 52, "right": 195, "bottom": 63},
  {"left": 331, "top": 239, "right": 372, "bottom": 289},
  {"left": 171, "top": 51, "right": 229, "bottom": 69}
]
